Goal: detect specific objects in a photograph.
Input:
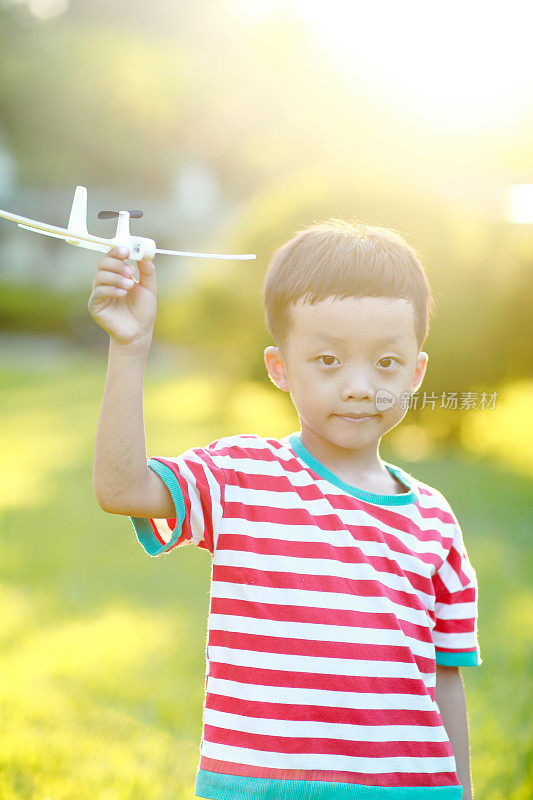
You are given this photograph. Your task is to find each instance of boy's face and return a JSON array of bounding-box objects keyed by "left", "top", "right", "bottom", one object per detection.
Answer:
[{"left": 264, "top": 295, "right": 428, "bottom": 467}]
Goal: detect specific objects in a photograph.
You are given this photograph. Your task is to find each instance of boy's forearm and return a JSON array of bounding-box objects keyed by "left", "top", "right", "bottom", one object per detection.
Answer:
[
  {"left": 435, "top": 665, "right": 474, "bottom": 800},
  {"left": 93, "top": 336, "right": 152, "bottom": 512}
]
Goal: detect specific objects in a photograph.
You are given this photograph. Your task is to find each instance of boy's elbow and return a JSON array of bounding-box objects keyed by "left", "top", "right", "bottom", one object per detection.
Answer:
[
  {"left": 97, "top": 498, "right": 133, "bottom": 516},
  {"left": 92, "top": 471, "right": 135, "bottom": 515},
  {"left": 93, "top": 473, "right": 111, "bottom": 513},
  {"left": 95, "top": 492, "right": 120, "bottom": 515},
  {"left": 92, "top": 471, "right": 173, "bottom": 518},
  {"left": 93, "top": 486, "right": 130, "bottom": 515}
]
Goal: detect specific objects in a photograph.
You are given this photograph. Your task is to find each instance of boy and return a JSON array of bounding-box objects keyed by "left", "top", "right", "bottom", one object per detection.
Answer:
[{"left": 89, "top": 219, "right": 482, "bottom": 800}]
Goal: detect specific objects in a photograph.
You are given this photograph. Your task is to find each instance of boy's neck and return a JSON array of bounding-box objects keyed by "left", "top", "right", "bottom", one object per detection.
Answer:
[{"left": 298, "top": 427, "right": 394, "bottom": 489}]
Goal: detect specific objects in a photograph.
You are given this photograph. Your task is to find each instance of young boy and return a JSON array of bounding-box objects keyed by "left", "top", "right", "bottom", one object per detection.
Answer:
[{"left": 89, "top": 220, "right": 482, "bottom": 800}]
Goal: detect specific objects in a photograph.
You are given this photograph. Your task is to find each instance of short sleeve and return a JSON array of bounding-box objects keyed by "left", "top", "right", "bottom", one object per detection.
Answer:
[
  {"left": 431, "top": 517, "right": 482, "bottom": 667},
  {"left": 130, "top": 442, "right": 226, "bottom": 558}
]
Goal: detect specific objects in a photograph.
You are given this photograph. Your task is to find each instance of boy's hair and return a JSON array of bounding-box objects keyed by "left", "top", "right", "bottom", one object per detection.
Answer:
[{"left": 262, "top": 219, "right": 435, "bottom": 354}]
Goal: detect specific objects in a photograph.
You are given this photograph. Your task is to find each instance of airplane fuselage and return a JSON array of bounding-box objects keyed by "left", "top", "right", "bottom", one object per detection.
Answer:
[{"left": 116, "top": 235, "right": 156, "bottom": 261}]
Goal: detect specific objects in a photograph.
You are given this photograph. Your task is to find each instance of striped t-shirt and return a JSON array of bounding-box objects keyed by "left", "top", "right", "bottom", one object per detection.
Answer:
[{"left": 130, "top": 431, "right": 482, "bottom": 800}]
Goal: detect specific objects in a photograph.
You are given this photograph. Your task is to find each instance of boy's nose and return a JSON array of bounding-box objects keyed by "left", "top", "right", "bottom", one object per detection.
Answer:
[{"left": 340, "top": 369, "right": 375, "bottom": 402}]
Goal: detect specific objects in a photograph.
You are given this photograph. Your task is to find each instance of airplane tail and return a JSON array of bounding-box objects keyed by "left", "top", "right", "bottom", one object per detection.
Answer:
[
  {"left": 115, "top": 210, "right": 131, "bottom": 242},
  {"left": 67, "top": 185, "right": 89, "bottom": 242}
]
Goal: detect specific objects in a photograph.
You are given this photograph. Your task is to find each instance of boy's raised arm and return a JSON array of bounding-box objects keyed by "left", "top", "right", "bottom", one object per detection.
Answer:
[{"left": 88, "top": 247, "right": 175, "bottom": 519}]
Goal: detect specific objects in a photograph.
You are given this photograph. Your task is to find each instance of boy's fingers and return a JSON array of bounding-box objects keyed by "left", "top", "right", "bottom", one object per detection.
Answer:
[
  {"left": 93, "top": 269, "right": 136, "bottom": 290},
  {"left": 107, "top": 246, "right": 130, "bottom": 260},
  {"left": 98, "top": 248, "right": 155, "bottom": 293},
  {"left": 98, "top": 256, "right": 135, "bottom": 275},
  {"left": 88, "top": 284, "right": 128, "bottom": 313},
  {"left": 136, "top": 258, "right": 156, "bottom": 294}
]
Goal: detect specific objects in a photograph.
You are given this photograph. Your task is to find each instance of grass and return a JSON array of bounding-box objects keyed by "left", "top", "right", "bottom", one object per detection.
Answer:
[{"left": 0, "top": 353, "right": 531, "bottom": 799}]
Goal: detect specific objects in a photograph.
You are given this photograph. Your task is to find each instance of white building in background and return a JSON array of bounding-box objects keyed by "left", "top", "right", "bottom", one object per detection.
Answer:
[
  {"left": 0, "top": 128, "right": 17, "bottom": 202},
  {"left": 170, "top": 156, "right": 220, "bottom": 224}
]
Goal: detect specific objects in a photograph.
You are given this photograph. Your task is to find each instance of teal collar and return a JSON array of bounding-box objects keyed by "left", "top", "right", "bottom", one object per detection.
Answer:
[{"left": 288, "top": 432, "right": 417, "bottom": 506}]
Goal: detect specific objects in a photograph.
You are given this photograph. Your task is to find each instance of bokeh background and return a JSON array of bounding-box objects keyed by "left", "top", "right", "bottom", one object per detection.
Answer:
[{"left": 0, "top": 1, "right": 532, "bottom": 798}]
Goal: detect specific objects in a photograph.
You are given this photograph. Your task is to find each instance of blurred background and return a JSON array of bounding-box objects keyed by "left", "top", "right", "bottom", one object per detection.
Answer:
[{"left": 0, "top": 1, "right": 531, "bottom": 798}]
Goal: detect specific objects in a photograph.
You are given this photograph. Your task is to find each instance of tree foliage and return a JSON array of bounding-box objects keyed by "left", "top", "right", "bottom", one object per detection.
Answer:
[{"left": 0, "top": 0, "right": 531, "bottom": 409}]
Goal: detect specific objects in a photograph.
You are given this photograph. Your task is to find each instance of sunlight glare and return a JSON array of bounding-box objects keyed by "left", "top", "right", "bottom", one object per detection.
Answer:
[
  {"left": 508, "top": 184, "right": 533, "bottom": 223},
  {"left": 293, "top": 0, "right": 533, "bottom": 128}
]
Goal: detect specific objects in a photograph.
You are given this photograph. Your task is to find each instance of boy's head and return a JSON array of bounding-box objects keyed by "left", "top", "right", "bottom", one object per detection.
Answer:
[
  {"left": 261, "top": 219, "right": 435, "bottom": 460},
  {"left": 262, "top": 219, "right": 434, "bottom": 357}
]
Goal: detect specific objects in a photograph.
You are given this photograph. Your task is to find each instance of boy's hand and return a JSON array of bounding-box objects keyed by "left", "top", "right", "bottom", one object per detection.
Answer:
[{"left": 88, "top": 247, "right": 157, "bottom": 349}]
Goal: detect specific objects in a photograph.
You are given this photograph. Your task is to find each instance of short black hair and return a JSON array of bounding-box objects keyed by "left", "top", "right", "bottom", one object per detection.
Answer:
[{"left": 262, "top": 218, "right": 435, "bottom": 353}]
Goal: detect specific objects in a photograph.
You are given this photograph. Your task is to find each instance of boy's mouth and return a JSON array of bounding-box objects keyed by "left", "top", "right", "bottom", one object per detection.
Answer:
[{"left": 334, "top": 412, "right": 379, "bottom": 422}]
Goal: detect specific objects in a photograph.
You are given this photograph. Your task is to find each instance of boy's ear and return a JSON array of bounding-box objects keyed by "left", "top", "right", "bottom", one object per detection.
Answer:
[
  {"left": 412, "top": 351, "right": 429, "bottom": 394},
  {"left": 264, "top": 346, "right": 290, "bottom": 392}
]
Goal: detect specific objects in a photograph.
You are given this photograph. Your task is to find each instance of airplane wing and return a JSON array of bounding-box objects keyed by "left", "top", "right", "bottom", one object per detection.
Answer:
[
  {"left": 17, "top": 224, "right": 110, "bottom": 252},
  {"left": 0, "top": 208, "right": 113, "bottom": 249},
  {"left": 156, "top": 248, "right": 256, "bottom": 260},
  {"left": 0, "top": 204, "right": 256, "bottom": 260}
]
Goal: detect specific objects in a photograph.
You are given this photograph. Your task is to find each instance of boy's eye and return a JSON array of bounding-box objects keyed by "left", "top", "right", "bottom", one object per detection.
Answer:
[
  {"left": 317, "top": 355, "right": 339, "bottom": 367},
  {"left": 378, "top": 357, "right": 399, "bottom": 369},
  {"left": 317, "top": 355, "right": 400, "bottom": 368}
]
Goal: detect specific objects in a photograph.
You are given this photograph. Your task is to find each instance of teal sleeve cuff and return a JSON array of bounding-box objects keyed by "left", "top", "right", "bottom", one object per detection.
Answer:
[
  {"left": 435, "top": 649, "right": 482, "bottom": 667},
  {"left": 130, "top": 458, "right": 186, "bottom": 557},
  {"left": 196, "top": 768, "right": 465, "bottom": 799}
]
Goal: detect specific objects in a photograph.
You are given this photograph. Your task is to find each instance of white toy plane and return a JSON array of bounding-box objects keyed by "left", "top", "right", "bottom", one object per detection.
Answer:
[{"left": 0, "top": 185, "right": 256, "bottom": 262}]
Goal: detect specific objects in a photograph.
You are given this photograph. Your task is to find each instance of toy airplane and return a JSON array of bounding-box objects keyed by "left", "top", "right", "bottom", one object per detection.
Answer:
[{"left": 0, "top": 185, "right": 256, "bottom": 262}]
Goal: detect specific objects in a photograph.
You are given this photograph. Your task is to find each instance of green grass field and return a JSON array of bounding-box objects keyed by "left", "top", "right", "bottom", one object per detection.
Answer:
[{"left": 1, "top": 354, "right": 531, "bottom": 799}]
